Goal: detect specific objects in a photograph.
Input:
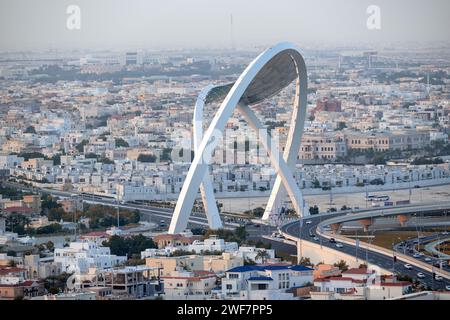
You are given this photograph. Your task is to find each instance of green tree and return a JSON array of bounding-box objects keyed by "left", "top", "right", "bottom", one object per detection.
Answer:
[
  {"left": 102, "top": 234, "right": 157, "bottom": 257},
  {"left": 115, "top": 138, "right": 129, "bottom": 148},
  {"left": 334, "top": 260, "right": 349, "bottom": 272},
  {"left": 24, "top": 126, "right": 36, "bottom": 134},
  {"left": 299, "top": 257, "right": 313, "bottom": 267},
  {"left": 75, "top": 139, "right": 88, "bottom": 153},
  {"left": 255, "top": 250, "right": 270, "bottom": 264},
  {"left": 46, "top": 241, "right": 55, "bottom": 251},
  {"left": 137, "top": 154, "right": 157, "bottom": 163}
]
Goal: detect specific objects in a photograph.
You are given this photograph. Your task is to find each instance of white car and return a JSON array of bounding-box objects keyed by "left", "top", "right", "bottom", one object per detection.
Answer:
[
  {"left": 413, "top": 253, "right": 421, "bottom": 258},
  {"left": 305, "top": 220, "right": 312, "bottom": 225},
  {"left": 417, "top": 272, "right": 425, "bottom": 279},
  {"left": 424, "top": 257, "right": 432, "bottom": 262},
  {"left": 404, "top": 264, "right": 413, "bottom": 270},
  {"left": 336, "top": 243, "right": 344, "bottom": 248},
  {"left": 446, "top": 285, "right": 450, "bottom": 291},
  {"left": 313, "top": 237, "right": 319, "bottom": 242},
  {"left": 435, "top": 276, "right": 443, "bottom": 282}
]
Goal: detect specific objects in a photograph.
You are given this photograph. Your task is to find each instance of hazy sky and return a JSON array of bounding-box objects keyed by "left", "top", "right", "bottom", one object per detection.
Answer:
[{"left": 0, "top": 0, "right": 449, "bottom": 51}]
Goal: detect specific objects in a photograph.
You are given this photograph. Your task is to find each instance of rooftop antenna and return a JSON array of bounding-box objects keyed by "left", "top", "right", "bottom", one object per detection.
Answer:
[{"left": 230, "top": 14, "right": 235, "bottom": 51}]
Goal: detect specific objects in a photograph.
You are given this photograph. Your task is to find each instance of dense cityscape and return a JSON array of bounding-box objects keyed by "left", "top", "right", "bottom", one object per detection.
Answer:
[{"left": 0, "top": 1, "right": 449, "bottom": 309}]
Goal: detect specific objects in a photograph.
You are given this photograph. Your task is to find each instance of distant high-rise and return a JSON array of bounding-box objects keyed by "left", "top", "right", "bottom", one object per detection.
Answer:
[{"left": 125, "top": 52, "right": 138, "bottom": 65}]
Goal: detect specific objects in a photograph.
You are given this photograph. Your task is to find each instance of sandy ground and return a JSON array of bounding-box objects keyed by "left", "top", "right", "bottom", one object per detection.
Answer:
[{"left": 217, "top": 184, "right": 450, "bottom": 213}]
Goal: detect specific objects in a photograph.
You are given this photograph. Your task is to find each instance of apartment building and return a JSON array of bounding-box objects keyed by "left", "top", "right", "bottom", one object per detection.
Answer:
[
  {"left": 162, "top": 270, "right": 217, "bottom": 300},
  {"left": 299, "top": 132, "right": 347, "bottom": 160},
  {"left": 345, "top": 130, "right": 430, "bottom": 152},
  {"left": 221, "top": 265, "right": 314, "bottom": 300},
  {"left": 54, "top": 241, "right": 127, "bottom": 273}
]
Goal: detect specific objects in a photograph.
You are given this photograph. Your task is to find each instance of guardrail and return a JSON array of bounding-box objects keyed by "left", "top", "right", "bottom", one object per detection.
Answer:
[{"left": 316, "top": 226, "right": 450, "bottom": 280}]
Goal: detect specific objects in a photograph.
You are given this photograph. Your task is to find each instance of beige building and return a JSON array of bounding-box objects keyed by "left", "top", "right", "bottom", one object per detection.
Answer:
[
  {"left": 146, "top": 255, "right": 204, "bottom": 276},
  {"left": 23, "top": 195, "right": 41, "bottom": 213},
  {"left": 298, "top": 133, "right": 347, "bottom": 160},
  {"left": 345, "top": 132, "right": 390, "bottom": 151},
  {"left": 345, "top": 130, "right": 430, "bottom": 152},
  {"left": 57, "top": 198, "right": 83, "bottom": 214},
  {"left": 146, "top": 253, "right": 244, "bottom": 276},
  {"left": 162, "top": 270, "right": 217, "bottom": 300}
]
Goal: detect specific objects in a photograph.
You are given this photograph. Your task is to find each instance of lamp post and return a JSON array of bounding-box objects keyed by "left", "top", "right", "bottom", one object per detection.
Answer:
[{"left": 392, "top": 242, "right": 396, "bottom": 275}]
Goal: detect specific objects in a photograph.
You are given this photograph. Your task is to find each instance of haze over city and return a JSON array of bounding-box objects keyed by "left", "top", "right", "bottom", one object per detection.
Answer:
[
  {"left": 1, "top": 0, "right": 450, "bottom": 51},
  {"left": 0, "top": 0, "right": 449, "bottom": 309}
]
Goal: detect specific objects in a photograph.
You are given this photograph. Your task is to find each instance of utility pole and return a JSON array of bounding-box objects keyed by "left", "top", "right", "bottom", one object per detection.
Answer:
[
  {"left": 297, "top": 219, "right": 303, "bottom": 265},
  {"left": 392, "top": 242, "right": 396, "bottom": 275},
  {"left": 116, "top": 198, "right": 120, "bottom": 229}
]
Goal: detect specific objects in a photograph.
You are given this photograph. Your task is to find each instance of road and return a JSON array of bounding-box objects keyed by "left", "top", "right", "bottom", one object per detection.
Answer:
[
  {"left": 3, "top": 182, "right": 240, "bottom": 231},
  {"left": 281, "top": 213, "right": 450, "bottom": 291}
]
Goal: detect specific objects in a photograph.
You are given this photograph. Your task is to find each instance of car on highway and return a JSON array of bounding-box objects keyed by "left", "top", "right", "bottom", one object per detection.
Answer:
[
  {"left": 404, "top": 264, "right": 413, "bottom": 270},
  {"left": 417, "top": 272, "right": 425, "bottom": 279},
  {"left": 336, "top": 243, "right": 344, "bottom": 248},
  {"left": 271, "top": 232, "right": 282, "bottom": 238},
  {"left": 435, "top": 276, "right": 443, "bottom": 282},
  {"left": 424, "top": 257, "right": 432, "bottom": 263},
  {"left": 313, "top": 237, "right": 319, "bottom": 242},
  {"left": 305, "top": 220, "right": 312, "bottom": 225},
  {"left": 446, "top": 285, "right": 450, "bottom": 291},
  {"left": 413, "top": 253, "right": 421, "bottom": 258},
  {"left": 309, "top": 233, "right": 315, "bottom": 238},
  {"left": 329, "top": 238, "right": 336, "bottom": 244}
]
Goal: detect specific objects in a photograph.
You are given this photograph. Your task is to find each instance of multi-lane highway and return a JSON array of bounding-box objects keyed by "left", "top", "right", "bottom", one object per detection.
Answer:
[
  {"left": 281, "top": 210, "right": 450, "bottom": 291},
  {"left": 2, "top": 182, "right": 241, "bottom": 230},
  {"left": 4, "top": 181, "right": 450, "bottom": 290}
]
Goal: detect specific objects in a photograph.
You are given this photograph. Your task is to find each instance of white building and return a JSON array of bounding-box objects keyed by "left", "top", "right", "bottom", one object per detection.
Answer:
[
  {"left": 54, "top": 241, "right": 127, "bottom": 274},
  {"left": 187, "top": 235, "right": 238, "bottom": 253},
  {"left": 221, "top": 265, "right": 314, "bottom": 300},
  {"left": 236, "top": 247, "right": 276, "bottom": 264},
  {"left": 311, "top": 268, "right": 413, "bottom": 300},
  {"left": 162, "top": 270, "right": 217, "bottom": 300}
]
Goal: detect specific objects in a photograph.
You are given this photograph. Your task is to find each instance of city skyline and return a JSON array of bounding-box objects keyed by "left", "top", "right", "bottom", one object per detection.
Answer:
[
  {"left": 1, "top": 0, "right": 450, "bottom": 51},
  {"left": 0, "top": 0, "right": 449, "bottom": 305}
]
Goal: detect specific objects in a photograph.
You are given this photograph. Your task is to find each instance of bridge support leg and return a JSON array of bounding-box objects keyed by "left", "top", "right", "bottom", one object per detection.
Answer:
[
  {"left": 397, "top": 214, "right": 408, "bottom": 227},
  {"left": 359, "top": 219, "right": 372, "bottom": 232},
  {"left": 330, "top": 223, "right": 342, "bottom": 234}
]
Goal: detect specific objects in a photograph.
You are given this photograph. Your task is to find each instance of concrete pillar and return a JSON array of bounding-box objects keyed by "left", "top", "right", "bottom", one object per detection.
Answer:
[
  {"left": 359, "top": 219, "right": 372, "bottom": 232},
  {"left": 330, "top": 223, "right": 342, "bottom": 234},
  {"left": 397, "top": 214, "right": 408, "bottom": 227}
]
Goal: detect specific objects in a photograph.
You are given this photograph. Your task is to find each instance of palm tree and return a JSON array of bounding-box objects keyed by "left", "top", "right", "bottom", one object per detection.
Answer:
[{"left": 255, "top": 250, "right": 270, "bottom": 264}]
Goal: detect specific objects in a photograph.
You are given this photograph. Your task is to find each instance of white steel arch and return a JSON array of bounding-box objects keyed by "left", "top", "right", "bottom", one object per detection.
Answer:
[{"left": 169, "top": 42, "right": 308, "bottom": 234}]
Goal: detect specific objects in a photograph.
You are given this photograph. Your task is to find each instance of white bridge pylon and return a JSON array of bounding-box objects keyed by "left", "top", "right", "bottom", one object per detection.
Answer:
[{"left": 169, "top": 42, "right": 308, "bottom": 234}]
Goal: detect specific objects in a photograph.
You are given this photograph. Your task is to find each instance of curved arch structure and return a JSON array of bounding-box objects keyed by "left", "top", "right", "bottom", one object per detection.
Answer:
[{"left": 169, "top": 42, "right": 308, "bottom": 234}]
